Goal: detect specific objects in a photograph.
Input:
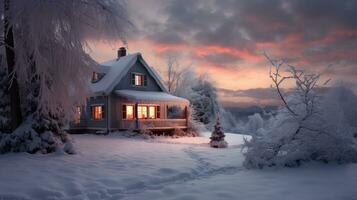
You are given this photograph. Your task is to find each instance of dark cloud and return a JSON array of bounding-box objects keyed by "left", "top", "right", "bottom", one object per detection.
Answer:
[
  {"left": 201, "top": 53, "right": 242, "bottom": 64},
  {"left": 289, "top": 0, "right": 357, "bottom": 28},
  {"left": 134, "top": 0, "right": 357, "bottom": 53},
  {"left": 148, "top": 30, "right": 185, "bottom": 44},
  {"left": 219, "top": 88, "right": 278, "bottom": 101}
]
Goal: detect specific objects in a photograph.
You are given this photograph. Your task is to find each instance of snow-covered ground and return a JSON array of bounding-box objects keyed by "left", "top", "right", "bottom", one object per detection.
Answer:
[{"left": 0, "top": 132, "right": 356, "bottom": 200}]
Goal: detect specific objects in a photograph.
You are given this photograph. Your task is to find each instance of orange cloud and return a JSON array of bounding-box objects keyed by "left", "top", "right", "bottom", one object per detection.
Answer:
[
  {"left": 137, "top": 38, "right": 260, "bottom": 62},
  {"left": 194, "top": 45, "right": 260, "bottom": 61}
]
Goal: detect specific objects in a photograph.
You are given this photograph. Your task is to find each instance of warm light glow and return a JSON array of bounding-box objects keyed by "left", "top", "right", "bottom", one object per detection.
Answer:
[
  {"left": 91, "top": 105, "right": 103, "bottom": 120},
  {"left": 135, "top": 74, "right": 142, "bottom": 86},
  {"left": 137, "top": 105, "right": 148, "bottom": 119},
  {"left": 148, "top": 106, "right": 156, "bottom": 119},
  {"left": 126, "top": 105, "right": 134, "bottom": 119}
]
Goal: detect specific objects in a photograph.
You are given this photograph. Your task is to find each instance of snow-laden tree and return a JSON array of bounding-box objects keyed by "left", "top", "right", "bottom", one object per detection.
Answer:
[
  {"left": 210, "top": 117, "right": 228, "bottom": 148},
  {"left": 0, "top": 0, "right": 130, "bottom": 153},
  {"left": 190, "top": 74, "right": 220, "bottom": 125},
  {"left": 243, "top": 55, "right": 357, "bottom": 168},
  {"left": 245, "top": 113, "right": 264, "bottom": 134},
  {"left": 178, "top": 72, "right": 231, "bottom": 128},
  {"left": 173, "top": 67, "right": 197, "bottom": 98},
  {"left": 219, "top": 107, "right": 240, "bottom": 133}
]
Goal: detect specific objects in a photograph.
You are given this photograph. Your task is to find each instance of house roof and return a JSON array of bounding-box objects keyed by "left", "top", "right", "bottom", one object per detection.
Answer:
[
  {"left": 114, "top": 90, "right": 189, "bottom": 104},
  {"left": 90, "top": 53, "right": 168, "bottom": 95}
]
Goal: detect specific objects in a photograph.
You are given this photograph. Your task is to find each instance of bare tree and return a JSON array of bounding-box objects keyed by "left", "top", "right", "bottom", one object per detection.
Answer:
[
  {"left": 264, "top": 53, "right": 326, "bottom": 159},
  {"left": 265, "top": 53, "right": 324, "bottom": 134},
  {"left": 165, "top": 55, "right": 185, "bottom": 94}
]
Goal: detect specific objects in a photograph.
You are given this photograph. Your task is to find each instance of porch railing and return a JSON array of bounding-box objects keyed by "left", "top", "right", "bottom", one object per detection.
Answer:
[{"left": 121, "top": 119, "right": 187, "bottom": 130}]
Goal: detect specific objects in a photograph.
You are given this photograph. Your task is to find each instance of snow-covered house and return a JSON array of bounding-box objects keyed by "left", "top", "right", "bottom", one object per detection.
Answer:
[{"left": 70, "top": 48, "right": 189, "bottom": 132}]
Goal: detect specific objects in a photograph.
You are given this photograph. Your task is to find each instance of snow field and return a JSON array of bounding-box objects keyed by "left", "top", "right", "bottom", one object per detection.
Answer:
[{"left": 0, "top": 132, "right": 356, "bottom": 200}]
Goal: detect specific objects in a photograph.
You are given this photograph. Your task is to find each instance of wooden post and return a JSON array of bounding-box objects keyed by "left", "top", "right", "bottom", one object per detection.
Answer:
[
  {"left": 135, "top": 103, "right": 139, "bottom": 130},
  {"left": 185, "top": 106, "right": 189, "bottom": 128},
  {"left": 106, "top": 95, "right": 111, "bottom": 133}
]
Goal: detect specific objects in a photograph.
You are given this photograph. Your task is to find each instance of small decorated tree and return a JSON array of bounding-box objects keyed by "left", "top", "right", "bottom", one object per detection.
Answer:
[{"left": 210, "top": 117, "right": 228, "bottom": 148}]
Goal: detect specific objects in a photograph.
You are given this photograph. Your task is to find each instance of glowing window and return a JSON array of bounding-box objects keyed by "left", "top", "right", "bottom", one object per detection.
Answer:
[
  {"left": 137, "top": 106, "right": 148, "bottom": 119},
  {"left": 135, "top": 74, "right": 142, "bottom": 86},
  {"left": 131, "top": 73, "right": 147, "bottom": 86},
  {"left": 91, "top": 105, "right": 103, "bottom": 120},
  {"left": 126, "top": 105, "right": 134, "bottom": 119},
  {"left": 148, "top": 106, "right": 156, "bottom": 119}
]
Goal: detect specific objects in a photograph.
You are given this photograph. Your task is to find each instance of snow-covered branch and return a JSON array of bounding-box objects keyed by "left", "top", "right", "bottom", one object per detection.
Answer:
[
  {"left": 0, "top": 0, "right": 131, "bottom": 154},
  {"left": 243, "top": 54, "right": 357, "bottom": 168},
  {"left": 7, "top": 0, "right": 130, "bottom": 118}
]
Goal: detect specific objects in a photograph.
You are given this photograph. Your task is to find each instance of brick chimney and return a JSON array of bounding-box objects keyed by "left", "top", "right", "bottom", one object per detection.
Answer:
[{"left": 117, "top": 47, "right": 126, "bottom": 59}]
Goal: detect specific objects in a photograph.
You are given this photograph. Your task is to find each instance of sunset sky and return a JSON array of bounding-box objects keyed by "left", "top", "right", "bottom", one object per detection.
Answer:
[{"left": 89, "top": 0, "right": 357, "bottom": 107}]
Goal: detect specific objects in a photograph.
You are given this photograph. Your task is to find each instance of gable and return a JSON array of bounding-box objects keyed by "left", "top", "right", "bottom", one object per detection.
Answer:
[
  {"left": 90, "top": 53, "right": 167, "bottom": 95},
  {"left": 114, "top": 59, "right": 163, "bottom": 92}
]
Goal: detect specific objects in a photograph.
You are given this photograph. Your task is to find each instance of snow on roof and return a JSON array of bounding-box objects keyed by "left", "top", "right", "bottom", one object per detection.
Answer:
[
  {"left": 114, "top": 90, "right": 189, "bottom": 103},
  {"left": 90, "top": 53, "right": 168, "bottom": 95},
  {"left": 90, "top": 53, "right": 138, "bottom": 95}
]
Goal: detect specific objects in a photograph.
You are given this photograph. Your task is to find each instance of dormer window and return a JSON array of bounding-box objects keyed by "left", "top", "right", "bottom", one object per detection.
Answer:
[
  {"left": 131, "top": 73, "right": 147, "bottom": 86},
  {"left": 92, "top": 71, "right": 104, "bottom": 83},
  {"left": 92, "top": 71, "right": 98, "bottom": 82}
]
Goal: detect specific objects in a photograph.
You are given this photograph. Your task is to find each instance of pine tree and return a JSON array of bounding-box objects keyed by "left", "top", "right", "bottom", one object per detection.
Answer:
[{"left": 210, "top": 117, "right": 228, "bottom": 148}]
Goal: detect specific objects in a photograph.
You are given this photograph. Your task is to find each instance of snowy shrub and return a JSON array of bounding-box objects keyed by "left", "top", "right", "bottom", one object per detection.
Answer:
[
  {"left": 0, "top": 118, "right": 74, "bottom": 154},
  {"left": 63, "top": 141, "right": 76, "bottom": 155},
  {"left": 171, "top": 128, "right": 187, "bottom": 137},
  {"left": 138, "top": 123, "right": 155, "bottom": 139},
  {"left": 186, "top": 105, "right": 203, "bottom": 137},
  {"left": 243, "top": 55, "right": 357, "bottom": 168}
]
